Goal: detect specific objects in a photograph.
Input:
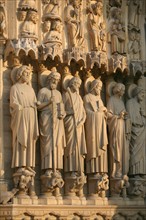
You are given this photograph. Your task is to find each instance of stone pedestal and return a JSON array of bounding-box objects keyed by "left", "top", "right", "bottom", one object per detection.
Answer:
[
  {"left": 64, "top": 172, "right": 86, "bottom": 205},
  {"left": 127, "top": 176, "right": 146, "bottom": 205}
]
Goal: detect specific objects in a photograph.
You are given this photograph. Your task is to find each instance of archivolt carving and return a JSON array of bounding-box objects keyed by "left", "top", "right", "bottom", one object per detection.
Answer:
[{"left": 0, "top": 0, "right": 7, "bottom": 39}]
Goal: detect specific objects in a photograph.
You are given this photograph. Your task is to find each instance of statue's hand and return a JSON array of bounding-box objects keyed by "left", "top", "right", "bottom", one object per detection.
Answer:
[{"left": 18, "top": 105, "right": 23, "bottom": 111}]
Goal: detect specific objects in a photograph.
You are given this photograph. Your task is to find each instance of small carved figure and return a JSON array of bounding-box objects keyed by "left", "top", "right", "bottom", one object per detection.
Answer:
[
  {"left": 65, "top": 0, "right": 84, "bottom": 48},
  {"left": 96, "top": 173, "right": 109, "bottom": 198},
  {"left": 83, "top": 79, "right": 108, "bottom": 174},
  {"left": 44, "top": 19, "right": 62, "bottom": 43},
  {"left": 107, "top": 83, "right": 129, "bottom": 178},
  {"left": 20, "top": 10, "right": 38, "bottom": 38},
  {"left": 63, "top": 75, "right": 87, "bottom": 175},
  {"left": 131, "top": 179, "right": 145, "bottom": 198},
  {"left": 128, "top": 0, "right": 142, "bottom": 30},
  {"left": 100, "top": 22, "right": 107, "bottom": 52},
  {"left": 43, "top": 0, "right": 60, "bottom": 17},
  {"left": 0, "top": 5, "right": 6, "bottom": 38},
  {"left": 126, "top": 86, "right": 146, "bottom": 176},
  {"left": 128, "top": 31, "right": 141, "bottom": 60},
  {"left": 87, "top": 1, "right": 103, "bottom": 51},
  {"left": 107, "top": 7, "right": 126, "bottom": 54}
]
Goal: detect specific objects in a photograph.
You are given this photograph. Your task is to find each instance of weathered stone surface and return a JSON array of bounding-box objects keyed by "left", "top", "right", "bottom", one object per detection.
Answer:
[{"left": 0, "top": 0, "right": 146, "bottom": 218}]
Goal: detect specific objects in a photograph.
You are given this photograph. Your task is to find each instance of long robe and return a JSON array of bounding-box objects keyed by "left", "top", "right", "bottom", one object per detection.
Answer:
[
  {"left": 63, "top": 88, "right": 87, "bottom": 172},
  {"left": 37, "top": 88, "right": 66, "bottom": 170},
  {"left": 107, "top": 96, "right": 129, "bottom": 176},
  {"left": 126, "top": 98, "right": 146, "bottom": 175},
  {"left": 10, "top": 83, "right": 39, "bottom": 168},
  {"left": 83, "top": 93, "right": 108, "bottom": 174}
]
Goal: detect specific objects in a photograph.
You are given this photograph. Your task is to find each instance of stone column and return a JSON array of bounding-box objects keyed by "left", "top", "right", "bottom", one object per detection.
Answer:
[
  {"left": 0, "top": 41, "right": 7, "bottom": 199},
  {"left": 0, "top": 42, "right": 4, "bottom": 179}
]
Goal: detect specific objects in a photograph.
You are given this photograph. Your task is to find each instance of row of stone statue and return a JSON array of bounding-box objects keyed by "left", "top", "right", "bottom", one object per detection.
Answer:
[{"left": 9, "top": 65, "right": 146, "bottom": 199}]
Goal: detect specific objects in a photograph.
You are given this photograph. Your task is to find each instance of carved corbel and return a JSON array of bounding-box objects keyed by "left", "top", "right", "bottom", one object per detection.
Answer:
[
  {"left": 108, "top": 53, "right": 128, "bottom": 73},
  {"left": 41, "top": 170, "right": 64, "bottom": 197},
  {"left": 4, "top": 39, "right": 38, "bottom": 63}
]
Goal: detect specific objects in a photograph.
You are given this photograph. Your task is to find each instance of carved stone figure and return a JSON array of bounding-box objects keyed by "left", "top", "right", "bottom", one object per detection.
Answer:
[
  {"left": 107, "top": 83, "right": 129, "bottom": 179},
  {"left": 83, "top": 79, "right": 108, "bottom": 174},
  {"left": 10, "top": 65, "right": 39, "bottom": 197},
  {"left": 37, "top": 68, "right": 66, "bottom": 196},
  {"left": 20, "top": 10, "right": 38, "bottom": 38},
  {"left": 126, "top": 86, "right": 146, "bottom": 176},
  {"left": 43, "top": 19, "right": 62, "bottom": 44},
  {"left": 43, "top": 0, "right": 60, "bottom": 17},
  {"left": 63, "top": 76, "right": 86, "bottom": 174},
  {"left": 87, "top": 1, "right": 103, "bottom": 51},
  {"left": 128, "top": 31, "right": 141, "bottom": 60},
  {"left": 0, "top": 4, "right": 6, "bottom": 38},
  {"left": 63, "top": 75, "right": 86, "bottom": 197},
  {"left": 17, "top": 10, "right": 27, "bottom": 21},
  {"left": 65, "top": 0, "right": 84, "bottom": 49},
  {"left": 107, "top": 7, "right": 126, "bottom": 54},
  {"left": 10, "top": 65, "right": 38, "bottom": 169},
  {"left": 37, "top": 68, "right": 66, "bottom": 171},
  {"left": 128, "top": 0, "right": 142, "bottom": 30},
  {"left": 100, "top": 22, "right": 107, "bottom": 52}
]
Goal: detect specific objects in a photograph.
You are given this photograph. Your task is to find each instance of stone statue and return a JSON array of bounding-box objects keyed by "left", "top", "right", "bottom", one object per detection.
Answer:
[
  {"left": 43, "top": 0, "right": 60, "bottom": 16},
  {"left": 65, "top": 0, "right": 84, "bottom": 49},
  {"left": 128, "top": 0, "right": 142, "bottom": 30},
  {"left": 107, "top": 7, "right": 126, "bottom": 54},
  {"left": 100, "top": 21, "right": 107, "bottom": 52},
  {"left": 83, "top": 79, "right": 108, "bottom": 174},
  {"left": 63, "top": 75, "right": 86, "bottom": 174},
  {"left": 107, "top": 83, "right": 129, "bottom": 179},
  {"left": 37, "top": 68, "right": 66, "bottom": 196},
  {"left": 128, "top": 31, "right": 141, "bottom": 60},
  {"left": 10, "top": 65, "right": 39, "bottom": 197},
  {"left": 87, "top": 1, "right": 103, "bottom": 51},
  {"left": 62, "top": 75, "right": 87, "bottom": 197},
  {"left": 83, "top": 78, "right": 109, "bottom": 197},
  {"left": 126, "top": 86, "right": 146, "bottom": 176},
  {"left": 20, "top": 10, "right": 38, "bottom": 38},
  {"left": 43, "top": 19, "right": 62, "bottom": 44}
]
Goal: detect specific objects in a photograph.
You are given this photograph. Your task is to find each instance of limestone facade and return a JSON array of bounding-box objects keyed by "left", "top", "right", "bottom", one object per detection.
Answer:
[{"left": 0, "top": 0, "right": 146, "bottom": 219}]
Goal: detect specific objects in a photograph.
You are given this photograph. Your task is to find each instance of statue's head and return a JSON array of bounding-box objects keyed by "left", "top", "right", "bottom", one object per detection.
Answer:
[
  {"left": 90, "top": 78, "right": 102, "bottom": 95},
  {"left": 16, "top": 65, "right": 31, "bottom": 84},
  {"left": 69, "top": 75, "right": 81, "bottom": 92},
  {"left": 94, "top": 1, "right": 103, "bottom": 16},
  {"left": 47, "top": 67, "right": 60, "bottom": 90},
  {"left": 113, "top": 83, "right": 125, "bottom": 96},
  {"left": 133, "top": 86, "right": 144, "bottom": 102}
]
